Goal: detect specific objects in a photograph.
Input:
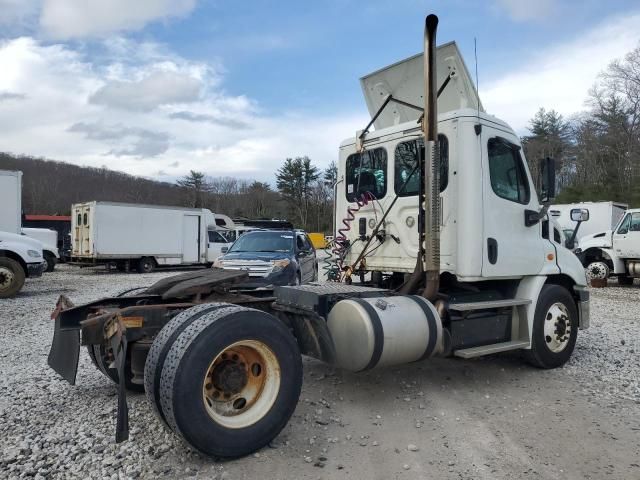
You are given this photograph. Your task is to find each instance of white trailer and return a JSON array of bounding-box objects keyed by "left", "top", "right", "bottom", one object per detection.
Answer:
[
  {"left": 0, "top": 170, "right": 22, "bottom": 234},
  {"left": 71, "top": 201, "right": 232, "bottom": 272},
  {"left": 549, "top": 201, "right": 627, "bottom": 241}
]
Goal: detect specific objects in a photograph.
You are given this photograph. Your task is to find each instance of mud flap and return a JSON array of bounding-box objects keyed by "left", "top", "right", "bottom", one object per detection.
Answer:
[
  {"left": 47, "top": 316, "right": 80, "bottom": 385},
  {"left": 108, "top": 324, "right": 130, "bottom": 443}
]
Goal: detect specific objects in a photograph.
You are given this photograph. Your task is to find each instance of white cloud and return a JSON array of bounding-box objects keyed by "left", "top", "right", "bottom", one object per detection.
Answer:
[
  {"left": 0, "top": 36, "right": 366, "bottom": 182},
  {"left": 39, "top": 0, "right": 196, "bottom": 39},
  {"left": 89, "top": 71, "right": 202, "bottom": 112},
  {"left": 494, "top": 0, "right": 555, "bottom": 22},
  {"left": 481, "top": 12, "right": 640, "bottom": 134}
]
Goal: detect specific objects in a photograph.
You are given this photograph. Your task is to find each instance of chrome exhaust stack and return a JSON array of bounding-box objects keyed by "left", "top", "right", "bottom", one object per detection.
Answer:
[
  {"left": 400, "top": 14, "right": 440, "bottom": 300},
  {"left": 422, "top": 14, "right": 440, "bottom": 301}
]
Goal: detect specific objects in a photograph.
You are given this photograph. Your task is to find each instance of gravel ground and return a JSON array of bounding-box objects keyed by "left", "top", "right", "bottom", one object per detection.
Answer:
[{"left": 1, "top": 265, "right": 639, "bottom": 479}]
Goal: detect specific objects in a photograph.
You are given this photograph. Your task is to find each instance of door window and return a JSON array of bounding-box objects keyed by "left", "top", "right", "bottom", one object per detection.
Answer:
[
  {"left": 487, "top": 138, "right": 530, "bottom": 204},
  {"left": 394, "top": 134, "right": 449, "bottom": 196},
  {"left": 208, "top": 231, "right": 228, "bottom": 243},
  {"left": 345, "top": 148, "right": 387, "bottom": 201},
  {"left": 618, "top": 212, "right": 640, "bottom": 233}
]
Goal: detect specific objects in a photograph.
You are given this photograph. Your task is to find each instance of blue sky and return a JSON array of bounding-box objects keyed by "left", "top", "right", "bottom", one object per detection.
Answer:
[{"left": 0, "top": 0, "right": 639, "bottom": 182}]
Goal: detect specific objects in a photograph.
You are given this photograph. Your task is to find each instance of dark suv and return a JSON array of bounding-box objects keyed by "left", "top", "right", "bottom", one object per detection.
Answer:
[{"left": 214, "top": 230, "right": 317, "bottom": 286}]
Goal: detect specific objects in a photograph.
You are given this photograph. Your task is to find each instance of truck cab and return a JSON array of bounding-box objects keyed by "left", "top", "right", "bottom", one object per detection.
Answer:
[
  {"left": 0, "top": 231, "right": 46, "bottom": 298},
  {"left": 578, "top": 208, "right": 640, "bottom": 284}
]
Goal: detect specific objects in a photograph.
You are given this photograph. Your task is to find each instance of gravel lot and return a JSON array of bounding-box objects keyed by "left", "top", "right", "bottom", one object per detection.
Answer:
[{"left": 1, "top": 265, "right": 639, "bottom": 479}]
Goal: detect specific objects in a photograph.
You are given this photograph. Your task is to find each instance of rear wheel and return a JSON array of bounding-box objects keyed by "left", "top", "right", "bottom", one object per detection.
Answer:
[
  {"left": 524, "top": 285, "right": 578, "bottom": 369},
  {"left": 0, "top": 257, "right": 25, "bottom": 299},
  {"left": 136, "top": 257, "right": 155, "bottom": 274},
  {"left": 144, "top": 303, "right": 232, "bottom": 427},
  {"left": 44, "top": 252, "right": 56, "bottom": 272},
  {"left": 157, "top": 306, "right": 302, "bottom": 457}
]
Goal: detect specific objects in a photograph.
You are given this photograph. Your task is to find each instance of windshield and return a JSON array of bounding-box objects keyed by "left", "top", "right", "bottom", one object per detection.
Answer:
[{"left": 228, "top": 231, "right": 294, "bottom": 253}]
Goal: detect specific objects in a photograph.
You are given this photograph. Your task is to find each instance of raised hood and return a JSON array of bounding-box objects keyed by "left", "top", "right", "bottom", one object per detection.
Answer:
[{"left": 360, "top": 41, "right": 483, "bottom": 130}]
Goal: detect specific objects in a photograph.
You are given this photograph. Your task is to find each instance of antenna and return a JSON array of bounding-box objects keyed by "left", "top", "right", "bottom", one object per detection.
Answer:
[{"left": 473, "top": 37, "right": 481, "bottom": 135}]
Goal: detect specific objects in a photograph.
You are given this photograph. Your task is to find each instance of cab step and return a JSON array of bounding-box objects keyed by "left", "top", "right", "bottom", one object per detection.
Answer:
[
  {"left": 448, "top": 298, "right": 531, "bottom": 311},
  {"left": 453, "top": 340, "right": 530, "bottom": 359}
]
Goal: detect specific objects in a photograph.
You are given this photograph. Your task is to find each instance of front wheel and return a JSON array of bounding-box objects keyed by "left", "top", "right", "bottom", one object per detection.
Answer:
[
  {"left": 586, "top": 261, "right": 609, "bottom": 280},
  {"left": 157, "top": 306, "right": 302, "bottom": 457},
  {"left": 0, "top": 257, "right": 25, "bottom": 299},
  {"left": 44, "top": 252, "right": 56, "bottom": 272},
  {"left": 524, "top": 285, "right": 578, "bottom": 369}
]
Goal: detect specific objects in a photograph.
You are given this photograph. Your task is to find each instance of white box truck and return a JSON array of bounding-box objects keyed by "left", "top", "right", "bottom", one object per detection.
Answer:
[
  {"left": 0, "top": 170, "right": 46, "bottom": 297},
  {"left": 549, "top": 201, "right": 627, "bottom": 242},
  {"left": 71, "top": 201, "right": 232, "bottom": 272}
]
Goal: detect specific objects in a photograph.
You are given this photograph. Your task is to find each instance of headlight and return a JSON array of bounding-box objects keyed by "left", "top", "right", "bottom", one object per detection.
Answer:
[
  {"left": 27, "top": 250, "right": 41, "bottom": 258},
  {"left": 271, "top": 259, "right": 290, "bottom": 272},
  {"left": 213, "top": 258, "right": 224, "bottom": 269}
]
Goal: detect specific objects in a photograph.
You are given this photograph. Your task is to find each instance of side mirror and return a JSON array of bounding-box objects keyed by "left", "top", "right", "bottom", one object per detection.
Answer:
[
  {"left": 221, "top": 246, "right": 228, "bottom": 253},
  {"left": 538, "top": 157, "right": 556, "bottom": 203},
  {"left": 570, "top": 208, "right": 589, "bottom": 222}
]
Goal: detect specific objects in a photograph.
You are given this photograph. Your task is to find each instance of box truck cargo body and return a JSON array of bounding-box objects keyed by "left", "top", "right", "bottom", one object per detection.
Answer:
[
  {"left": 71, "top": 202, "right": 232, "bottom": 272},
  {"left": 0, "top": 170, "right": 22, "bottom": 234}
]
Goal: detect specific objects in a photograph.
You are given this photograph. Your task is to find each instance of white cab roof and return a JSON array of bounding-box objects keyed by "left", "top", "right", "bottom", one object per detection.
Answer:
[{"left": 360, "top": 41, "right": 483, "bottom": 130}]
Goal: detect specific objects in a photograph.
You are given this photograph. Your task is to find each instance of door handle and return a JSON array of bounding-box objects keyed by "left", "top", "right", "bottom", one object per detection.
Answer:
[{"left": 487, "top": 238, "right": 498, "bottom": 264}]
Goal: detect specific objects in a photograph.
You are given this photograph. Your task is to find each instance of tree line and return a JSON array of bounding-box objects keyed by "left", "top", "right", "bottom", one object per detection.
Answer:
[{"left": 522, "top": 44, "right": 640, "bottom": 207}]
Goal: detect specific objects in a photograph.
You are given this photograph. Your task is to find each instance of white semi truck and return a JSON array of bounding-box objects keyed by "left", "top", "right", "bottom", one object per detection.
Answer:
[
  {"left": 0, "top": 170, "right": 46, "bottom": 297},
  {"left": 70, "top": 201, "right": 233, "bottom": 272},
  {"left": 575, "top": 207, "right": 640, "bottom": 284},
  {"left": 48, "top": 14, "right": 589, "bottom": 459}
]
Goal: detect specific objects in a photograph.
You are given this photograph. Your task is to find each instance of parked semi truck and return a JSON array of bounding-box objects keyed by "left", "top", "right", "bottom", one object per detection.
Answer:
[
  {"left": 70, "top": 201, "right": 232, "bottom": 272},
  {"left": 48, "top": 15, "right": 589, "bottom": 459},
  {"left": 0, "top": 170, "right": 46, "bottom": 297},
  {"left": 575, "top": 207, "right": 640, "bottom": 284}
]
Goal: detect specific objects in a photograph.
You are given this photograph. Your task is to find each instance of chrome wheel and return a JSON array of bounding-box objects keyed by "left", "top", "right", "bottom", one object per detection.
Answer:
[
  {"left": 543, "top": 302, "right": 572, "bottom": 353},
  {"left": 0, "top": 266, "right": 14, "bottom": 291},
  {"left": 202, "top": 340, "right": 281, "bottom": 429},
  {"left": 586, "top": 261, "right": 608, "bottom": 280}
]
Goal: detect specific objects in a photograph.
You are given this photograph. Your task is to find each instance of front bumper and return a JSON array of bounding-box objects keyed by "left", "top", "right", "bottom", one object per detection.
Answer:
[
  {"left": 27, "top": 261, "right": 47, "bottom": 278},
  {"left": 574, "top": 285, "right": 590, "bottom": 329}
]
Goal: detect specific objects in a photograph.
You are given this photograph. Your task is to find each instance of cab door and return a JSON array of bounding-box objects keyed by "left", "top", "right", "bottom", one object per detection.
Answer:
[
  {"left": 613, "top": 212, "right": 640, "bottom": 258},
  {"left": 207, "top": 230, "right": 231, "bottom": 260},
  {"left": 481, "top": 130, "right": 545, "bottom": 277}
]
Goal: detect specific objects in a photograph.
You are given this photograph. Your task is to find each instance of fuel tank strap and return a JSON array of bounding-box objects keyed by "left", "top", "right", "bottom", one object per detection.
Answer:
[
  {"left": 351, "top": 298, "right": 384, "bottom": 371},
  {"left": 407, "top": 295, "right": 439, "bottom": 360}
]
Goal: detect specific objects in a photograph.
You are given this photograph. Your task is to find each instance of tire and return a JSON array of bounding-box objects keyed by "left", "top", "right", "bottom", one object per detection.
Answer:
[
  {"left": 617, "top": 275, "right": 634, "bottom": 286},
  {"left": 524, "top": 285, "right": 578, "bottom": 369},
  {"left": 136, "top": 257, "right": 155, "bottom": 274},
  {"left": 586, "top": 261, "right": 609, "bottom": 280},
  {"left": 44, "top": 252, "right": 56, "bottom": 272},
  {"left": 144, "top": 303, "right": 232, "bottom": 428},
  {"left": 158, "top": 306, "right": 302, "bottom": 457},
  {"left": 86, "top": 344, "right": 145, "bottom": 393},
  {"left": 0, "top": 257, "right": 26, "bottom": 299}
]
